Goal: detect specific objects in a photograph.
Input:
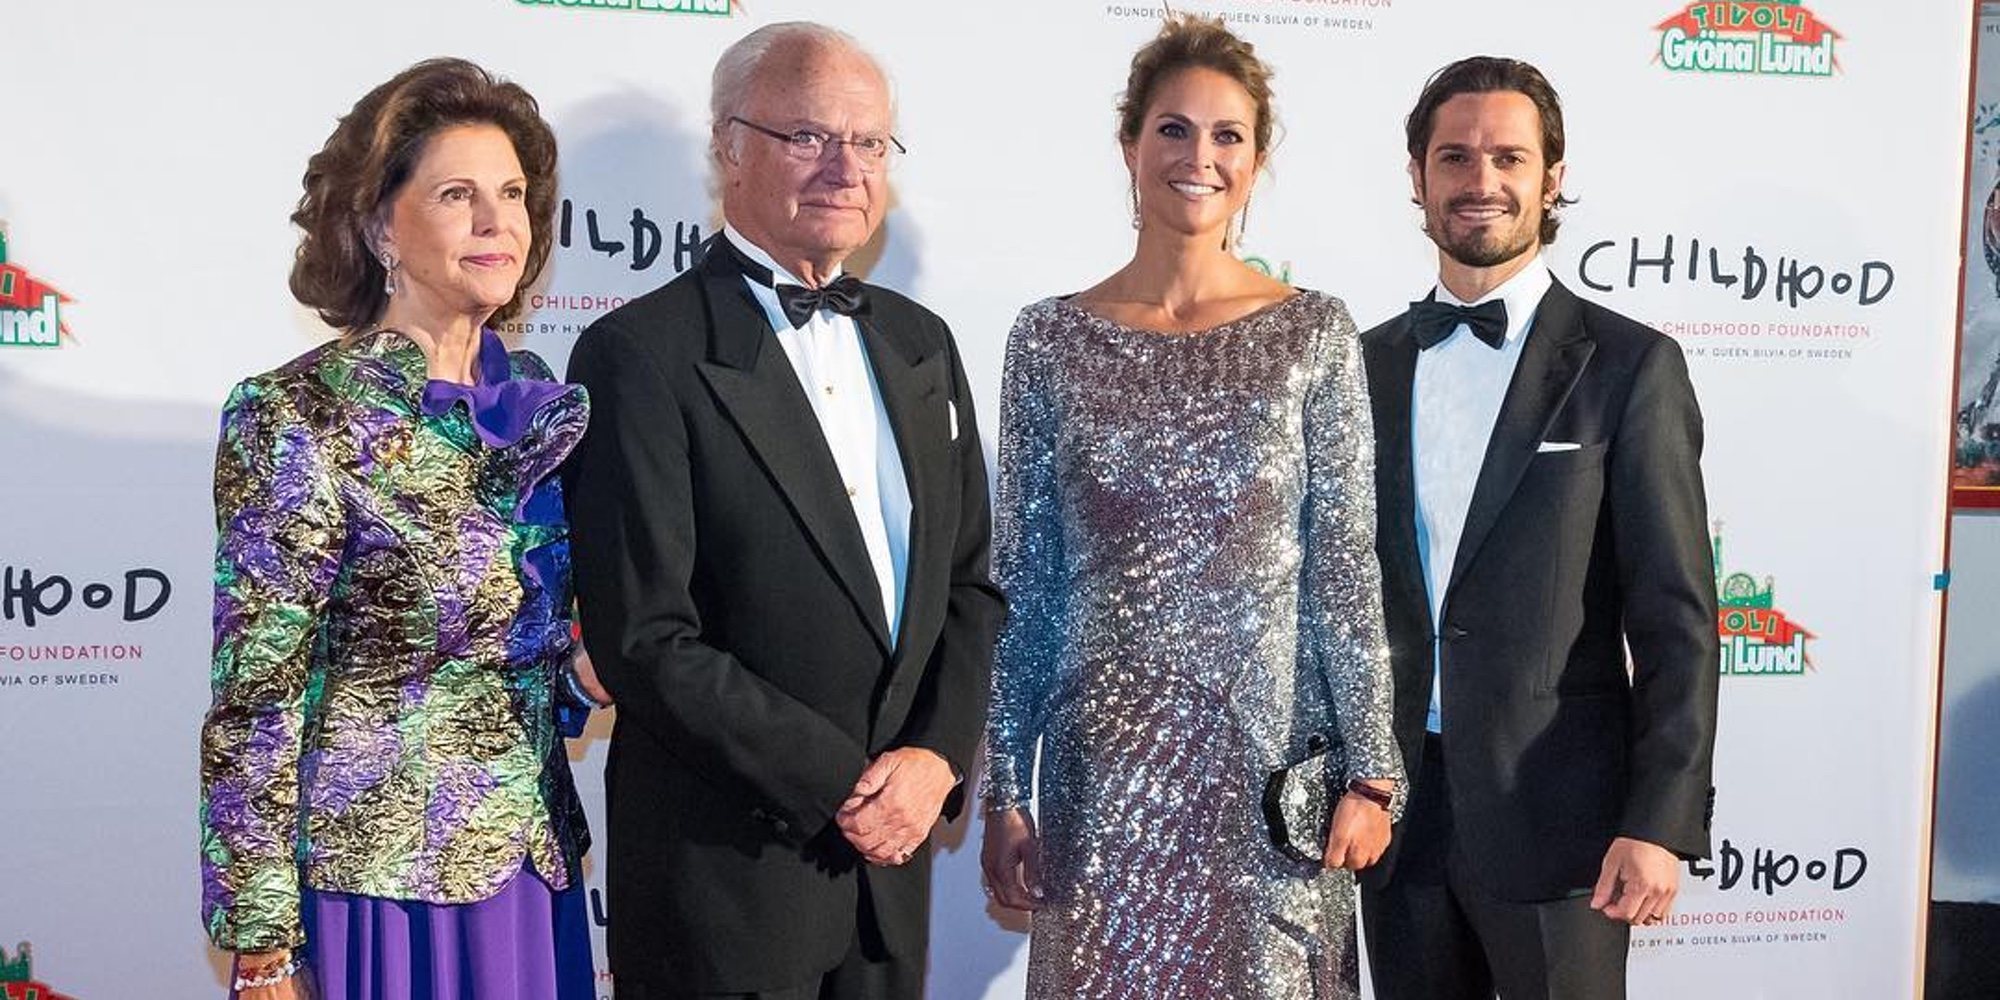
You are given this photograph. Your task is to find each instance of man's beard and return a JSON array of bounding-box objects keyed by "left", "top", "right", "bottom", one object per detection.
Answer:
[{"left": 1427, "top": 194, "right": 1541, "bottom": 268}]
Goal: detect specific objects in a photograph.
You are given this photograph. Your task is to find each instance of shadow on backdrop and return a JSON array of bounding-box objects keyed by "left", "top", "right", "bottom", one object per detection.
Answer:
[
  {"left": 1927, "top": 672, "right": 2000, "bottom": 998},
  {"left": 1934, "top": 672, "right": 2000, "bottom": 885},
  {"left": 0, "top": 364, "right": 235, "bottom": 991},
  {"left": 520, "top": 88, "right": 709, "bottom": 370}
]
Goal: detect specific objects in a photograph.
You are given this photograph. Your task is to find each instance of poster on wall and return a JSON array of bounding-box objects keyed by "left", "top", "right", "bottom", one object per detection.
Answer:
[{"left": 1956, "top": 3, "right": 2000, "bottom": 505}]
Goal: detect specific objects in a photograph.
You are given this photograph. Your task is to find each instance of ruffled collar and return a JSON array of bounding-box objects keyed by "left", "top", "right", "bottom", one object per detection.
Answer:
[{"left": 414, "top": 329, "right": 572, "bottom": 449}]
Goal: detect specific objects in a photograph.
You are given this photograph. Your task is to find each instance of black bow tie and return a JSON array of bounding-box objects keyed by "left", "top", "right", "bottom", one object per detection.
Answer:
[
  {"left": 775, "top": 276, "right": 870, "bottom": 329},
  {"left": 713, "top": 236, "right": 871, "bottom": 329},
  {"left": 1409, "top": 296, "right": 1508, "bottom": 350}
]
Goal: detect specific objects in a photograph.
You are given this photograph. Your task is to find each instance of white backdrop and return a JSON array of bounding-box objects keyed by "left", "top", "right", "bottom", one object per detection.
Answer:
[{"left": 0, "top": 2, "right": 1968, "bottom": 998}]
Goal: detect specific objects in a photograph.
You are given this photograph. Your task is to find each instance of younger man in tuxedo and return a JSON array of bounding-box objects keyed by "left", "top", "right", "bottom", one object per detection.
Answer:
[{"left": 1357, "top": 56, "right": 1719, "bottom": 1000}]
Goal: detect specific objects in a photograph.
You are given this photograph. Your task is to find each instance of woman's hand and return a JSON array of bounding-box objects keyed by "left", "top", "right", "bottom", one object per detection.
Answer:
[
  {"left": 232, "top": 949, "right": 310, "bottom": 1000},
  {"left": 980, "top": 807, "right": 1045, "bottom": 911},
  {"left": 1322, "top": 781, "right": 1394, "bottom": 871},
  {"left": 572, "top": 647, "right": 613, "bottom": 707}
]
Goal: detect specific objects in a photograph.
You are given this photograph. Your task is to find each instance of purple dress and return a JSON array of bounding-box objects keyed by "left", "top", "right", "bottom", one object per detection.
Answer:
[
  {"left": 239, "top": 333, "right": 595, "bottom": 1000},
  {"left": 296, "top": 863, "right": 594, "bottom": 1000}
]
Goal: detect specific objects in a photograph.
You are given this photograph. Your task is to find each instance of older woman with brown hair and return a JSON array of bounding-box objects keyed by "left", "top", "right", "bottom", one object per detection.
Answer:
[
  {"left": 198, "top": 58, "right": 602, "bottom": 1000},
  {"left": 979, "top": 15, "right": 1403, "bottom": 999}
]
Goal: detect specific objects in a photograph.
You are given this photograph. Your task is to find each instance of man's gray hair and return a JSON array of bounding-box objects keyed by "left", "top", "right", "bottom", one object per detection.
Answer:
[{"left": 710, "top": 21, "right": 888, "bottom": 152}]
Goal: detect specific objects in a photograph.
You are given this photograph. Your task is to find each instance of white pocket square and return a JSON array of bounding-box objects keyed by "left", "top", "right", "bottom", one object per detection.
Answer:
[
  {"left": 947, "top": 399, "right": 959, "bottom": 441},
  {"left": 1536, "top": 441, "right": 1582, "bottom": 453}
]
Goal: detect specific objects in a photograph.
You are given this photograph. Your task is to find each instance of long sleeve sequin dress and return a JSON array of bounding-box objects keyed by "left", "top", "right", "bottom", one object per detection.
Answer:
[{"left": 982, "top": 291, "right": 1404, "bottom": 1000}]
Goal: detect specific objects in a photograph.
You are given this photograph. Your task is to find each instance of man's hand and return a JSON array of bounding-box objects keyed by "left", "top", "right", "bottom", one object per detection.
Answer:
[
  {"left": 1322, "top": 781, "right": 1393, "bottom": 871},
  {"left": 980, "top": 807, "right": 1044, "bottom": 910},
  {"left": 835, "top": 747, "right": 956, "bottom": 865},
  {"left": 1591, "top": 836, "right": 1681, "bottom": 925}
]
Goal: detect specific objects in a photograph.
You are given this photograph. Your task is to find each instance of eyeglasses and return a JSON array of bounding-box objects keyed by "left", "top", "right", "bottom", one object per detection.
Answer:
[{"left": 728, "top": 116, "right": 906, "bottom": 167}]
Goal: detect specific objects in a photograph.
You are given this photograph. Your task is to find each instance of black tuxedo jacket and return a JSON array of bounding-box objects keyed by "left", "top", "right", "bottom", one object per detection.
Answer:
[
  {"left": 1359, "top": 277, "right": 1719, "bottom": 902},
  {"left": 563, "top": 241, "right": 1004, "bottom": 991}
]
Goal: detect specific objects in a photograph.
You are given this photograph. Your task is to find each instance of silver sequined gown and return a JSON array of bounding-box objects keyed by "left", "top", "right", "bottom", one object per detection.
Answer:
[{"left": 983, "top": 292, "right": 1404, "bottom": 1000}]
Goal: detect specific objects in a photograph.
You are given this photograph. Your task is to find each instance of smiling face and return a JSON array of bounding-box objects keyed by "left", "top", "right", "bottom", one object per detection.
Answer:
[
  {"left": 719, "top": 41, "right": 892, "bottom": 277},
  {"left": 1410, "top": 90, "right": 1564, "bottom": 274},
  {"left": 1124, "top": 66, "right": 1262, "bottom": 244},
  {"left": 377, "top": 123, "right": 530, "bottom": 324}
]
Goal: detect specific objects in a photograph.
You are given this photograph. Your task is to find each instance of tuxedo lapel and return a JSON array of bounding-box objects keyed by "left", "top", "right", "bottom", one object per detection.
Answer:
[
  {"left": 858, "top": 310, "right": 949, "bottom": 668},
  {"left": 1447, "top": 281, "right": 1595, "bottom": 601},
  {"left": 1367, "top": 316, "right": 1431, "bottom": 628},
  {"left": 693, "top": 250, "right": 894, "bottom": 653}
]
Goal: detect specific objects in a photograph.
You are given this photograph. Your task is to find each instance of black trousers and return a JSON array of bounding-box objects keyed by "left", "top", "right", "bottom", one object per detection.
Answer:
[
  {"left": 616, "top": 883, "right": 922, "bottom": 1000},
  {"left": 1361, "top": 735, "right": 1629, "bottom": 1000}
]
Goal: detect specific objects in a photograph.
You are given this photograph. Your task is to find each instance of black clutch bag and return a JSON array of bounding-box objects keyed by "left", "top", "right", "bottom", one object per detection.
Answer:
[{"left": 1262, "top": 734, "right": 1343, "bottom": 864}]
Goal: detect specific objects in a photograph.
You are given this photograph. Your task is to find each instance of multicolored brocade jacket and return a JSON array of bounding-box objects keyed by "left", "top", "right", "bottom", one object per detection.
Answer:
[{"left": 199, "top": 329, "right": 590, "bottom": 952}]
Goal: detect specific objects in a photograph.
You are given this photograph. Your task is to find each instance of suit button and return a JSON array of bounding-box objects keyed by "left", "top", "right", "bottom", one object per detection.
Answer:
[
  {"left": 1444, "top": 625, "right": 1470, "bottom": 639},
  {"left": 772, "top": 819, "right": 790, "bottom": 836},
  {"left": 750, "top": 807, "right": 773, "bottom": 823}
]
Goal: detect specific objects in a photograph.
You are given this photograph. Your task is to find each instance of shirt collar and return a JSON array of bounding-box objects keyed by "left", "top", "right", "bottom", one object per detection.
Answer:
[
  {"left": 1432, "top": 253, "right": 1552, "bottom": 347},
  {"left": 722, "top": 223, "right": 841, "bottom": 288}
]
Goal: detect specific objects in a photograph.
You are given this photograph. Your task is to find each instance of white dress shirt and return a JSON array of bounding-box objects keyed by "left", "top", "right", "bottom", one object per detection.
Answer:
[
  {"left": 1413, "top": 257, "right": 1553, "bottom": 732},
  {"left": 723, "top": 226, "right": 912, "bottom": 643}
]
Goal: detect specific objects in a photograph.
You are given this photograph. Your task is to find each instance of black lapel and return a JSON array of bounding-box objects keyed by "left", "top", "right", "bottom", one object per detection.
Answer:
[
  {"left": 692, "top": 242, "right": 893, "bottom": 652},
  {"left": 1365, "top": 315, "right": 1432, "bottom": 630},
  {"left": 1446, "top": 280, "right": 1595, "bottom": 601},
  {"left": 857, "top": 307, "right": 948, "bottom": 665}
]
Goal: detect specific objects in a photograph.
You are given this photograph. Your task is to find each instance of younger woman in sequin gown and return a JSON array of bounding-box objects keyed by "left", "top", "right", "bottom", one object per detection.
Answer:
[{"left": 979, "top": 16, "right": 1405, "bottom": 1000}]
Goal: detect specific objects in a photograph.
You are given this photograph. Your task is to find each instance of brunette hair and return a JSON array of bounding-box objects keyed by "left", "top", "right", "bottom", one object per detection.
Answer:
[
  {"left": 1404, "top": 56, "right": 1574, "bottom": 244},
  {"left": 1117, "top": 14, "right": 1276, "bottom": 153},
  {"left": 289, "top": 57, "right": 558, "bottom": 331}
]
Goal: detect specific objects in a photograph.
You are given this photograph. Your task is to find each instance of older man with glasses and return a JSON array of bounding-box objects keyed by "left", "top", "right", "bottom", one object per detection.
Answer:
[{"left": 563, "top": 19, "right": 1003, "bottom": 1000}]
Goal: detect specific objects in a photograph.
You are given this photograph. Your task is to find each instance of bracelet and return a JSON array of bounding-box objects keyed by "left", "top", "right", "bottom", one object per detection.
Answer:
[
  {"left": 232, "top": 957, "right": 301, "bottom": 991},
  {"left": 560, "top": 659, "right": 606, "bottom": 709},
  {"left": 1345, "top": 778, "right": 1395, "bottom": 810}
]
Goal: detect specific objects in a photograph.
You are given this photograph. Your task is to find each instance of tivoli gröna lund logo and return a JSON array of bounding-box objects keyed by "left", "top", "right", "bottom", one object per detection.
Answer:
[{"left": 1656, "top": 1, "right": 1843, "bottom": 77}]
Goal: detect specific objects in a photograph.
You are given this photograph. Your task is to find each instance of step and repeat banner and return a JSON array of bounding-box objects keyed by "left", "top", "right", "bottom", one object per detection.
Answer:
[{"left": 0, "top": 2, "right": 1968, "bottom": 998}]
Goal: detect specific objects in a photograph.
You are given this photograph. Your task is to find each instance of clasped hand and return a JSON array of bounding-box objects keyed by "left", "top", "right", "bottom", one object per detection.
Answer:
[{"left": 835, "top": 747, "right": 955, "bottom": 866}]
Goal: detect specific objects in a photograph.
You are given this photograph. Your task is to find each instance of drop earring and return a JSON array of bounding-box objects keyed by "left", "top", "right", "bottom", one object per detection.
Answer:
[
  {"left": 381, "top": 251, "right": 398, "bottom": 296},
  {"left": 1225, "top": 193, "right": 1252, "bottom": 251},
  {"left": 1129, "top": 179, "right": 1142, "bottom": 231}
]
